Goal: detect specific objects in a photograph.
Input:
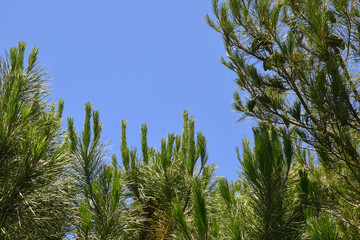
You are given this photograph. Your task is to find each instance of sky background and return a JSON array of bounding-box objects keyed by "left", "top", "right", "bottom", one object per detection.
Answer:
[{"left": 0, "top": 0, "right": 254, "bottom": 180}]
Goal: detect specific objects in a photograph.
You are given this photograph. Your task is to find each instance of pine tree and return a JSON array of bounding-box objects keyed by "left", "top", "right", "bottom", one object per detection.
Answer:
[
  {"left": 207, "top": 0, "right": 360, "bottom": 234},
  {"left": 238, "top": 123, "right": 303, "bottom": 239},
  {"left": 121, "top": 111, "right": 216, "bottom": 239},
  {"left": 68, "top": 103, "right": 131, "bottom": 239},
  {"left": 0, "top": 42, "right": 75, "bottom": 239},
  {"left": 174, "top": 123, "right": 310, "bottom": 240}
]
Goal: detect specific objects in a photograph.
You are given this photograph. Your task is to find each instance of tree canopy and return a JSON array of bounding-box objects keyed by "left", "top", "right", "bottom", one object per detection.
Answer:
[
  {"left": 0, "top": 42, "right": 75, "bottom": 239},
  {"left": 2, "top": 0, "right": 360, "bottom": 238},
  {"left": 206, "top": 0, "right": 360, "bottom": 237}
]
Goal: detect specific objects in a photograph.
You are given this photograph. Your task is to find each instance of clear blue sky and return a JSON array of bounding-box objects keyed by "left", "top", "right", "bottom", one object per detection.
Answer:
[{"left": 1, "top": 0, "right": 254, "bottom": 180}]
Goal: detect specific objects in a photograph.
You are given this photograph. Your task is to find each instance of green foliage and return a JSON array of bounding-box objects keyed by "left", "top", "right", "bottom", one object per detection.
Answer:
[
  {"left": 0, "top": 42, "right": 75, "bottom": 239},
  {"left": 174, "top": 201, "right": 191, "bottom": 240},
  {"left": 238, "top": 123, "right": 303, "bottom": 240},
  {"left": 192, "top": 178, "right": 208, "bottom": 240},
  {"left": 216, "top": 178, "right": 243, "bottom": 240},
  {"left": 7, "top": 3, "right": 360, "bottom": 236},
  {"left": 306, "top": 214, "right": 339, "bottom": 240},
  {"left": 68, "top": 103, "right": 105, "bottom": 190},
  {"left": 68, "top": 104, "right": 131, "bottom": 239},
  {"left": 121, "top": 110, "right": 216, "bottom": 239},
  {"left": 207, "top": 0, "right": 360, "bottom": 235},
  {"left": 0, "top": 40, "right": 225, "bottom": 240}
]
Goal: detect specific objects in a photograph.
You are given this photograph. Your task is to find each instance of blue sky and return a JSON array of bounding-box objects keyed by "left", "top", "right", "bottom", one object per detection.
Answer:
[{"left": 1, "top": 0, "right": 254, "bottom": 180}]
